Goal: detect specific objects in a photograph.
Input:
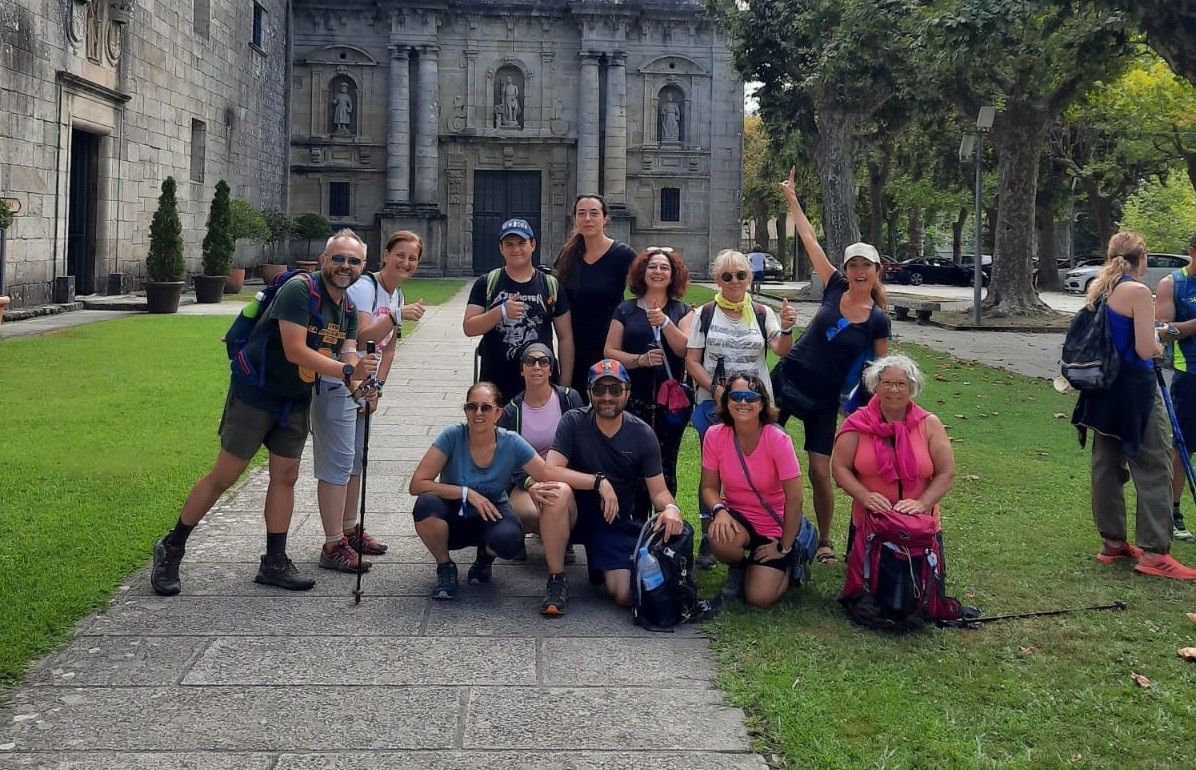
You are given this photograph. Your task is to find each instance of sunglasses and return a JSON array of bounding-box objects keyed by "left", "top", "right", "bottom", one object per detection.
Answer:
[
  {"left": 522, "top": 355, "right": 552, "bottom": 368},
  {"left": 720, "top": 270, "right": 749, "bottom": 282},
  {"left": 329, "top": 254, "right": 364, "bottom": 267},
  {"left": 825, "top": 316, "right": 850, "bottom": 341},
  {"left": 646, "top": 246, "right": 674, "bottom": 256},
  {"left": 728, "top": 390, "right": 762, "bottom": 404},
  {"left": 589, "top": 382, "right": 627, "bottom": 397},
  {"left": 463, "top": 402, "right": 498, "bottom": 414}
]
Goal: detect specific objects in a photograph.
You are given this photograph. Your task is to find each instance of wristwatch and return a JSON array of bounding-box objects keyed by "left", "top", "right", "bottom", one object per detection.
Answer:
[
  {"left": 776, "top": 540, "right": 793, "bottom": 556},
  {"left": 341, "top": 363, "right": 355, "bottom": 387},
  {"left": 593, "top": 472, "right": 607, "bottom": 491}
]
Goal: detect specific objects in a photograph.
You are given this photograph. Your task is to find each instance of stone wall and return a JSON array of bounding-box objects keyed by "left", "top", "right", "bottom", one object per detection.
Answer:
[{"left": 0, "top": 0, "right": 289, "bottom": 308}]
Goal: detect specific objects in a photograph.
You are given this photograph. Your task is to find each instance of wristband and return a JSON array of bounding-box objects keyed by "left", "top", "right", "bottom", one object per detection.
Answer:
[
  {"left": 523, "top": 476, "right": 535, "bottom": 492},
  {"left": 593, "top": 473, "right": 606, "bottom": 491},
  {"left": 499, "top": 303, "right": 509, "bottom": 323},
  {"left": 779, "top": 326, "right": 794, "bottom": 336},
  {"left": 776, "top": 540, "right": 792, "bottom": 556},
  {"left": 661, "top": 503, "right": 681, "bottom": 515},
  {"left": 711, "top": 502, "right": 728, "bottom": 516},
  {"left": 459, "top": 486, "right": 469, "bottom": 517}
]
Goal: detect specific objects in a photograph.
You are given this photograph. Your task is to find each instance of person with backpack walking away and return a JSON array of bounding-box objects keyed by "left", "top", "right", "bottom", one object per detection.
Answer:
[
  {"left": 464, "top": 218, "right": 574, "bottom": 404},
  {"left": 498, "top": 342, "right": 582, "bottom": 564},
  {"left": 1150, "top": 230, "right": 1196, "bottom": 543},
  {"left": 699, "top": 373, "right": 807, "bottom": 608},
  {"left": 686, "top": 249, "right": 797, "bottom": 568},
  {"left": 1071, "top": 231, "right": 1196, "bottom": 580},
  {"left": 773, "top": 167, "right": 891, "bottom": 567},
  {"left": 553, "top": 194, "right": 638, "bottom": 399},
  {"left": 308, "top": 230, "right": 424, "bottom": 575},
  {"left": 150, "top": 229, "right": 379, "bottom": 596}
]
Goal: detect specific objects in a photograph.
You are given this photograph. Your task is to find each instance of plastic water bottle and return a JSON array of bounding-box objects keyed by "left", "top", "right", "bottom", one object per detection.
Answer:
[
  {"left": 638, "top": 546, "right": 665, "bottom": 591},
  {"left": 242, "top": 290, "right": 266, "bottom": 319}
]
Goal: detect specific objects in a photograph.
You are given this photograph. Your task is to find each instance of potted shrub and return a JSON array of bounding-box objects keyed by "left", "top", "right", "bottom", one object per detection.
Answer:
[
  {"left": 259, "top": 207, "right": 291, "bottom": 283},
  {"left": 291, "top": 212, "right": 332, "bottom": 272},
  {"left": 145, "top": 177, "right": 185, "bottom": 314},
  {"left": 227, "top": 198, "right": 268, "bottom": 293},
  {"left": 195, "top": 180, "right": 233, "bottom": 303}
]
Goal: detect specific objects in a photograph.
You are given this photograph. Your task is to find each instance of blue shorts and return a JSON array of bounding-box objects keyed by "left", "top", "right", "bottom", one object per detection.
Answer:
[{"left": 1171, "top": 371, "right": 1196, "bottom": 452}]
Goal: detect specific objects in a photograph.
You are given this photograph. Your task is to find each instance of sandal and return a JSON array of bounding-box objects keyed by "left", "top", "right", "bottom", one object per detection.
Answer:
[
  {"left": 815, "top": 540, "right": 838, "bottom": 564},
  {"left": 1095, "top": 542, "right": 1144, "bottom": 564}
]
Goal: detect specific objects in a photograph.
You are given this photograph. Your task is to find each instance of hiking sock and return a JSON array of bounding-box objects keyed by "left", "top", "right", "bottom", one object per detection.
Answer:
[
  {"left": 325, "top": 533, "right": 342, "bottom": 547},
  {"left": 164, "top": 518, "right": 195, "bottom": 549},
  {"left": 266, "top": 532, "right": 288, "bottom": 556}
]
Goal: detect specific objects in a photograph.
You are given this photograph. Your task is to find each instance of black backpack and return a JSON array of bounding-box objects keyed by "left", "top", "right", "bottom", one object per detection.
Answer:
[
  {"left": 1061, "top": 300, "right": 1120, "bottom": 392},
  {"left": 631, "top": 516, "right": 716, "bottom": 631}
]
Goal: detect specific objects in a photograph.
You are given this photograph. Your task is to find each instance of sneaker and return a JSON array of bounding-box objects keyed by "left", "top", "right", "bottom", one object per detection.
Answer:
[
  {"left": 540, "top": 574, "right": 569, "bottom": 617},
  {"left": 254, "top": 553, "right": 316, "bottom": 591},
  {"left": 467, "top": 551, "right": 494, "bottom": 584},
  {"left": 432, "top": 562, "right": 459, "bottom": 600},
  {"left": 319, "top": 538, "right": 372, "bottom": 573},
  {"left": 721, "top": 565, "right": 745, "bottom": 602},
  {"left": 1174, "top": 512, "right": 1196, "bottom": 543},
  {"left": 150, "top": 537, "right": 184, "bottom": 596},
  {"left": 508, "top": 540, "right": 529, "bottom": 562},
  {"left": 346, "top": 526, "right": 388, "bottom": 555},
  {"left": 564, "top": 543, "right": 577, "bottom": 566},
  {"left": 1133, "top": 552, "right": 1196, "bottom": 580},
  {"left": 696, "top": 535, "right": 717, "bottom": 571},
  {"left": 1095, "top": 542, "right": 1145, "bottom": 564}
]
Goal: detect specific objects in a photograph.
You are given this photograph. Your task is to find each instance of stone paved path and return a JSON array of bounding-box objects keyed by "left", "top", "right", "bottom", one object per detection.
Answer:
[{"left": 0, "top": 287, "right": 766, "bottom": 769}]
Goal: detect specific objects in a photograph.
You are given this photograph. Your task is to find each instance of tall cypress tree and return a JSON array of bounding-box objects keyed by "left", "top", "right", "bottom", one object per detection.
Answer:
[
  {"left": 202, "top": 179, "right": 234, "bottom": 276},
  {"left": 146, "top": 176, "right": 184, "bottom": 282}
]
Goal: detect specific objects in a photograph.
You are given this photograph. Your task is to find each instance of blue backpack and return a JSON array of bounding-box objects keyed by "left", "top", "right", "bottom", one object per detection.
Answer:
[{"left": 225, "top": 270, "right": 324, "bottom": 393}]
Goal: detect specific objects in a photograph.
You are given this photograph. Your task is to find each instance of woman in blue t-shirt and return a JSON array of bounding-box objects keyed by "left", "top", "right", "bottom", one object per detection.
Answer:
[
  {"left": 776, "top": 167, "right": 891, "bottom": 565},
  {"left": 409, "top": 382, "right": 568, "bottom": 599}
]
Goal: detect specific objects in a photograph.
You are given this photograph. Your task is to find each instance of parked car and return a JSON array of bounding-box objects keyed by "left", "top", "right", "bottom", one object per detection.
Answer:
[
  {"left": 888, "top": 257, "right": 989, "bottom": 287},
  {"left": 958, "top": 255, "right": 993, "bottom": 279},
  {"left": 1063, "top": 253, "right": 1190, "bottom": 294},
  {"left": 745, "top": 252, "right": 784, "bottom": 281}
]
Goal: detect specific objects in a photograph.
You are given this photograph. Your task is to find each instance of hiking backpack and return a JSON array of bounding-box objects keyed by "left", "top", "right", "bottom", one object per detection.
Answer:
[
  {"left": 225, "top": 270, "right": 325, "bottom": 392},
  {"left": 484, "top": 266, "right": 559, "bottom": 309},
  {"left": 698, "top": 301, "right": 769, "bottom": 339},
  {"left": 631, "top": 516, "right": 708, "bottom": 631},
  {"left": 1060, "top": 300, "right": 1120, "bottom": 392},
  {"left": 840, "top": 509, "right": 977, "bottom": 632}
]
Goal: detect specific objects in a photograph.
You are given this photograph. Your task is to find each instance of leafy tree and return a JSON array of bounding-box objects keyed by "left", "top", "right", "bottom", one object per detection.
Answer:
[
  {"left": 1100, "top": 0, "right": 1196, "bottom": 86},
  {"left": 0, "top": 199, "right": 12, "bottom": 231},
  {"left": 291, "top": 212, "right": 332, "bottom": 258},
  {"left": 146, "top": 177, "right": 184, "bottom": 282},
  {"left": 742, "top": 115, "right": 784, "bottom": 252},
  {"left": 229, "top": 199, "right": 269, "bottom": 243},
  {"left": 922, "top": 0, "right": 1134, "bottom": 316},
  {"left": 261, "top": 208, "right": 291, "bottom": 263},
  {"left": 1121, "top": 171, "right": 1196, "bottom": 252},
  {"left": 201, "top": 180, "right": 234, "bottom": 276}
]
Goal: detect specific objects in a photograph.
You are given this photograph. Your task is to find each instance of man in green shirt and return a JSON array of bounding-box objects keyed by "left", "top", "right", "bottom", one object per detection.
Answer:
[{"left": 150, "top": 229, "right": 383, "bottom": 595}]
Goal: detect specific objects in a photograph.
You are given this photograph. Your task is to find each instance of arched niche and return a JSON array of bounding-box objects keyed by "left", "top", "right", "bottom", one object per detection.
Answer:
[
  {"left": 658, "top": 84, "right": 686, "bottom": 144},
  {"left": 485, "top": 59, "right": 532, "bottom": 131},
  {"left": 327, "top": 74, "right": 358, "bottom": 137}
]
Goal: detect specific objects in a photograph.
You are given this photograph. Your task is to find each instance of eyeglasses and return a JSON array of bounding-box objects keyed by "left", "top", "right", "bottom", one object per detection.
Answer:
[
  {"left": 728, "top": 390, "right": 762, "bottom": 404},
  {"left": 463, "top": 402, "right": 498, "bottom": 414},
  {"left": 877, "top": 379, "right": 911, "bottom": 391},
  {"left": 825, "top": 317, "right": 850, "bottom": 341},
  {"left": 589, "top": 382, "right": 627, "bottom": 397},
  {"left": 522, "top": 355, "right": 552, "bottom": 368},
  {"left": 720, "top": 270, "right": 749, "bottom": 282},
  {"left": 329, "top": 254, "right": 364, "bottom": 267}
]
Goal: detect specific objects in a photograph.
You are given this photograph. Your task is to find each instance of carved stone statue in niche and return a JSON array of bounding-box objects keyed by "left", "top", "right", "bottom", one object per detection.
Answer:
[
  {"left": 493, "top": 67, "right": 524, "bottom": 130},
  {"left": 501, "top": 77, "right": 520, "bottom": 126},
  {"left": 660, "top": 92, "right": 681, "bottom": 143},
  {"left": 331, "top": 82, "right": 354, "bottom": 135}
]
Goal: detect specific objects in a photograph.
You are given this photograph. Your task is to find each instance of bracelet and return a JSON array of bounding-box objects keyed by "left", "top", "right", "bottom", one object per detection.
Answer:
[
  {"left": 499, "top": 303, "right": 509, "bottom": 323},
  {"left": 661, "top": 502, "right": 681, "bottom": 515},
  {"left": 522, "top": 476, "right": 535, "bottom": 492},
  {"left": 593, "top": 472, "right": 606, "bottom": 491},
  {"left": 779, "top": 326, "right": 794, "bottom": 335},
  {"left": 711, "top": 502, "right": 729, "bottom": 516}
]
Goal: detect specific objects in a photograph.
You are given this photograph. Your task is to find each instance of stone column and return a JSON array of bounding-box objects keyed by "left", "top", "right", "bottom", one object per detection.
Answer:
[
  {"left": 577, "top": 51, "right": 601, "bottom": 195},
  {"left": 386, "top": 45, "right": 411, "bottom": 203},
  {"left": 414, "top": 44, "right": 440, "bottom": 205},
  {"left": 603, "top": 52, "right": 627, "bottom": 206}
]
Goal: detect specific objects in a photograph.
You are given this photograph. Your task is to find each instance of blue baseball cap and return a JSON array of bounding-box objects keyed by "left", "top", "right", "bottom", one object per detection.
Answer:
[
  {"left": 498, "top": 218, "right": 535, "bottom": 241},
  {"left": 587, "top": 358, "right": 630, "bottom": 385}
]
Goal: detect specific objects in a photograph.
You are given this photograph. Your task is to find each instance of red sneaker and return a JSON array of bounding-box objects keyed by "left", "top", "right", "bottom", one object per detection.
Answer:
[
  {"left": 1095, "top": 543, "right": 1144, "bottom": 564},
  {"left": 1134, "top": 553, "right": 1196, "bottom": 581},
  {"left": 320, "top": 538, "right": 372, "bottom": 573},
  {"left": 346, "top": 525, "right": 388, "bottom": 555}
]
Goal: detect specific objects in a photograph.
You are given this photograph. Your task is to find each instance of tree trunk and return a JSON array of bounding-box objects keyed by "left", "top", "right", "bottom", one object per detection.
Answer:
[
  {"left": 951, "top": 207, "right": 968, "bottom": 262},
  {"left": 752, "top": 199, "right": 770, "bottom": 252},
  {"left": 805, "top": 101, "right": 862, "bottom": 294},
  {"left": 983, "top": 205, "right": 997, "bottom": 258},
  {"left": 1080, "top": 177, "right": 1114, "bottom": 252},
  {"left": 776, "top": 212, "right": 789, "bottom": 276},
  {"left": 885, "top": 204, "right": 899, "bottom": 260},
  {"left": 1035, "top": 186, "right": 1063, "bottom": 292},
  {"left": 906, "top": 208, "right": 925, "bottom": 259},
  {"left": 866, "top": 150, "right": 890, "bottom": 248},
  {"left": 985, "top": 106, "right": 1051, "bottom": 317},
  {"left": 1183, "top": 148, "right": 1196, "bottom": 196}
]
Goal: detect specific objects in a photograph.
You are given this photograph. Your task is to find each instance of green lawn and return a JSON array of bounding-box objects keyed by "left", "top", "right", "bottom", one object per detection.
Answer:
[{"left": 677, "top": 343, "right": 1196, "bottom": 768}]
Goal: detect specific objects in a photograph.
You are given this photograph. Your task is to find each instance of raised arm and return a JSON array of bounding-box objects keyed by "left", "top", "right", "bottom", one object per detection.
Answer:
[{"left": 780, "top": 166, "right": 835, "bottom": 286}]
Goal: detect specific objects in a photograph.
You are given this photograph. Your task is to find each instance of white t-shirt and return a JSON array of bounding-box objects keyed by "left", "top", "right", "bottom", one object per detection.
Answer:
[
  {"left": 347, "top": 273, "right": 404, "bottom": 351},
  {"left": 686, "top": 304, "right": 781, "bottom": 404}
]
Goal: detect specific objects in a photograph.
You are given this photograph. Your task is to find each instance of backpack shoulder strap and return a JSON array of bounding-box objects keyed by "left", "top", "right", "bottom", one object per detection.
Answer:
[
  {"left": 544, "top": 271, "right": 559, "bottom": 307},
  {"left": 753, "top": 302, "right": 768, "bottom": 338},
  {"left": 699, "top": 302, "right": 716, "bottom": 336},
  {"left": 484, "top": 268, "right": 503, "bottom": 306}
]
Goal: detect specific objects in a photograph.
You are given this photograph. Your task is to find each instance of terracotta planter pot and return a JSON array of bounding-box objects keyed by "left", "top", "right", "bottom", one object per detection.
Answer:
[
  {"left": 224, "top": 267, "right": 246, "bottom": 294},
  {"left": 0, "top": 295, "right": 10, "bottom": 332},
  {"left": 259, "top": 263, "right": 287, "bottom": 284},
  {"left": 295, "top": 260, "right": 319, "bottom": 273},
  {"left": 193, "top": 274, "right": 228, "bottom": 304},
  {"left": 144, "top": 281, "right": 185, "bottom": 314}
]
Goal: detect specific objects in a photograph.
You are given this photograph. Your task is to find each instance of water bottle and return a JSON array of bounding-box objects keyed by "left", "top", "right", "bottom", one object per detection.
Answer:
[
  {"left": 638, "top": 546, "right": 665, "bottom": 591},
  {"left": 242, "top": 290, "right": 266, "bottom": 319}
]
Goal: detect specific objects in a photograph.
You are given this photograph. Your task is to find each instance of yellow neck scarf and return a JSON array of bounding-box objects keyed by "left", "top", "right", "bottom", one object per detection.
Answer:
[{"left": 714, "top": 291, "right": 755, "bottom": 328}]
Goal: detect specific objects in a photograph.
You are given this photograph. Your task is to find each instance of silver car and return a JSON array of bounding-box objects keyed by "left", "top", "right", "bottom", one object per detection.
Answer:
[{"left": 1063, "top": 253, "right": 1190, "bottom": 294}]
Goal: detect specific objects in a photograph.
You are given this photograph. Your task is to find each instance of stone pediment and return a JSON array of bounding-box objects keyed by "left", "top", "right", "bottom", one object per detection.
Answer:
[
  {"left": 304, "top": 45, "right": 379, "bottom": 67},
  {"left": 637, "top": 54, "right": 706, "bottom": 76}
]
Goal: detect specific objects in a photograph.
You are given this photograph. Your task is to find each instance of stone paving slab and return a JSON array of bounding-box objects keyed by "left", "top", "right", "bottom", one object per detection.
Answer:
[
  {"left": 24, "top": 637, "right": 210, "bottom": 688},
  {"left": 540, "top": 637, "right": 716, "bottom": 687},
  {"left": 0, "top": 752, "right": 276, "bottom": 770},
  {"left": 420, "top": 597, "right": 700, "bottom": 638}
]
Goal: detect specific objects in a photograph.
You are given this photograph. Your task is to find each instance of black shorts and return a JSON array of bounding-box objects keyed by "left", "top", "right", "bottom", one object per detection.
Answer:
[
  {"left": 218, "top": 390, "right": 309, "bottom": 460},
  {"left": 728, "top": 508, "right": 790, "bottom": 573},
  {"left": 791, "top": 405, "right": 838, "bottom": 456},
  {"left": 1172, "top": 371, "right": 1196, "bottom": 452}
]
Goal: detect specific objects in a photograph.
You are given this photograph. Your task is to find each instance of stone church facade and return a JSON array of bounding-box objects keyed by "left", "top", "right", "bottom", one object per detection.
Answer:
[
  {"left": 289, "top": 0, "right": 743, "bottom": 276},
  {"left": 0, "top": 0, "right": 289, "bottom": 308}
]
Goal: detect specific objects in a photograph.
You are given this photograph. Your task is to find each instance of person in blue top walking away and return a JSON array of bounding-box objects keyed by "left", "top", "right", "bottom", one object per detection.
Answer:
[
  {"left": 1153, "top": 231, "right": 1196, "bottom": 543},
  {"left": 1071, "top": 231, "right": 1196, "bottom": 580}
]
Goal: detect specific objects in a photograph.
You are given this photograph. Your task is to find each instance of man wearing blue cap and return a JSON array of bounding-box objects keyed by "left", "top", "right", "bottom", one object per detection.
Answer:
[
  {"left": 538, "top": 358, "right": 684, "bottom": 615},
  {"left": 464, "top": 217, "right": 574, "bottom": 403}
]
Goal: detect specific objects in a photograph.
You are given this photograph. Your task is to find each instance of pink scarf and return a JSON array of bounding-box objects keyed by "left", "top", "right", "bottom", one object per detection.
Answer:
[{"left": 837, "top": 393, "right": 929, "bottom": 487}]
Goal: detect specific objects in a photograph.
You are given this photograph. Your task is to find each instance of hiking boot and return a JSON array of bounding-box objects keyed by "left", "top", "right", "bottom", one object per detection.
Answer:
[
  {"left": 319, "top": 537, "right": 372, "bottom": 574},
  {"left": 346, "top": 526, "right": 388, "bottom": 555},
  {"left": 151, "top": 537, "right": 184, "bottom": 596},
  {"left": 432, "top": 562, "right": 459, "bottom": 600},
  {"left": 1174, "top": 511, "right": 1195, "bottom": 543},
  {"left": 696, "top": 535, "right": 717, "bottom": 571},
  {"left": 254, "top": 553, "right": 316, "bottom": 591},
  {"left": 540, "top": 574, "right": 569, "bottom": 617},
  {"left": 508, "top": 539, "right": 529, "bottom": 562},
  {"left": 1134, "top": 553, "right": 1196, "bottom": 580},
  {"left": 564, "top": 543, "right": 577, "bottom": 566},
  {"left": 467, "top": 551, "right": 494, "bottom": 584},
  {"left": 721, "top": 565, "right": 745, "bottom": 602}
]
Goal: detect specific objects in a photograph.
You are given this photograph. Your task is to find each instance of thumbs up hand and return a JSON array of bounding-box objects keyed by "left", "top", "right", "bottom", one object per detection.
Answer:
[
  {"left": 402, "top": 299, "right": 426, "bottom": 321},
  {"left": 780, "top": 297, "right": 797, "bottom": 328}
]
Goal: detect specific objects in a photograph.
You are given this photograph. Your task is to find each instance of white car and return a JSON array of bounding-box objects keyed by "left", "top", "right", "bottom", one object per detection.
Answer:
[{"left": 1063, "top": 253, "right": 1190, "bottom": 294}]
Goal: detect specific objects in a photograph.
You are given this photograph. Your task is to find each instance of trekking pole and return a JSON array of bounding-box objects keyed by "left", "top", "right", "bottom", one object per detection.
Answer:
[
  {"left": 961, "top": 600, "right": 1126, "bottom": 625},
  {"left": 353, "top": 341, "right": 377, "bottom": 604},
  {"left": 1154, "top": 366, "right": 1196, "bottom": 507}
]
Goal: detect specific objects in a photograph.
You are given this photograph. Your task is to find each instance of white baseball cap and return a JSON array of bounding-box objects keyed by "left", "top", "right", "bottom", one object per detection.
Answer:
[{"left": 843, "top": 242, "right": 881, "bottom": 265}]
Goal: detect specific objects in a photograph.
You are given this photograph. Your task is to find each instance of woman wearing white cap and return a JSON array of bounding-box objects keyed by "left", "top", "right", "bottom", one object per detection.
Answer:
[{"left": 774, "top": 167, "right": 891, "bottom": 565}]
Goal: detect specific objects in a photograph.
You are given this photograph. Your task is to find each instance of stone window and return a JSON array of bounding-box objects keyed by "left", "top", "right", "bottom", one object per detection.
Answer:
[
  {"left": 190, "top": 120, "right": 206, "bottom": 183},
  {"left": 193, "top": 0, "right": 210, "bottom": 39},
  {"left": 329, "top": 182, "right": 351, "bottom": 218},
  {"left": 252, "top": 3, "right": 265, "bottom": 50},
  {"left": 661, "top": 187, "right": 681, "bottom": 222}
]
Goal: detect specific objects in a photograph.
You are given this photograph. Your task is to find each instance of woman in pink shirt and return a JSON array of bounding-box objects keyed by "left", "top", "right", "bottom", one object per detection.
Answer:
[{"left": 700, "top": 372, "right": 804, "bottom": 608}]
